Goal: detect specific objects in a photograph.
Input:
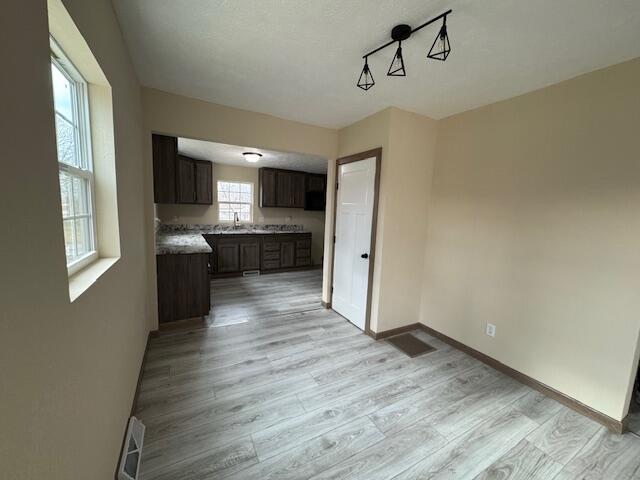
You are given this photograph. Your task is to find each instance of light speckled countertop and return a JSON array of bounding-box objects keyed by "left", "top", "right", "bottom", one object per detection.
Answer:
[
  {"left": 155, "top": 231, "right": 212, "bottom": 255},
  {"left": 155, "top": 224, "right": 310, "bottom": 255}
]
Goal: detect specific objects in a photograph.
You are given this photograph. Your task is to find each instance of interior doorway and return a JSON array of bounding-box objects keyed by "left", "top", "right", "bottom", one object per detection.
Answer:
[{"left": 330, "top": 148, "right": 381, "bottom": 332}]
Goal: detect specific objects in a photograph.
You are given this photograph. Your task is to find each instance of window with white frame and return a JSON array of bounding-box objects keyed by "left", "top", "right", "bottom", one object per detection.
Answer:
[
  {"left": 51, "top": 39, "right": 97, "bottom": 274},
  {"left": 217, "top": 181, "right": 253, "bottom": 222}
]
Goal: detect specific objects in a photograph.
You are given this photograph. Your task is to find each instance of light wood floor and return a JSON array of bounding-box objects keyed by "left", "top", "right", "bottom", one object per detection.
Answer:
[{"left": 137, "top": 270, "right": 640, "bottom": 479}]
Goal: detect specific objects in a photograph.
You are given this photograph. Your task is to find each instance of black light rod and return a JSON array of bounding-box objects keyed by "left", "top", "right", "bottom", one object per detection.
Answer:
[{"left": 362, "top": 9, "right": 452, "bottom": 59}]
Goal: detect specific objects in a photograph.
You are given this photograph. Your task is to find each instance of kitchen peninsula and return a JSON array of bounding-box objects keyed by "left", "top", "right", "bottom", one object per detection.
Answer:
[{"left": 155, "top": 224, "right": 313, "bottom": 324}]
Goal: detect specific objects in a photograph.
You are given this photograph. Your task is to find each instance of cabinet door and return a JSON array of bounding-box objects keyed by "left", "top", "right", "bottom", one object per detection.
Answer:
[
  {"left": 152, "top": 134, "right": 177, "bottom": 203},
  {"left": 176, "top": 155, "right": 196, "bottom": 204},
  {"left": 195, "top": 161, "right": 212, "bottom": 204},
  {"left": 239, "top": 242, "right": 261, "bottom": 270},
  {"left": 217, "top": 242, "right": 239, "bottom": 272},
  {"left": 280, "top": 241, "right": 295, "bottom": 268},
  {"left": 306, "top": 174, "right": 326, "bottom": 193},
  {"left": 188, "top": 254, "right": 210, "bottom": 315},
  {"left": 259, "top": 168, "right": 277, "bottom": 207},
  {"left": 291, "top": 173, "right": 305, "bottom": 208},
  {"left": 156, "top": 254, "right": 190, "bottom": 323},
  {"left": 276, "top": 171, "right": 293, "bottom": 207}
]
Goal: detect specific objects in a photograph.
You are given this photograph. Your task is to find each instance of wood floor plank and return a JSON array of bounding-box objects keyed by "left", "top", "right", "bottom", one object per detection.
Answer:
[
  {"left": 143, "top": 374, "right": 318, "bottom": 440},
  {"left": 473, "top": 439, "right": 563, "bottom": 480},
  {"left": 392, "top": 408, "right": 538, "bottom": 480},
  {"left": 526, "top": 406, "right": 602, "bottom": 465},
  {"left": 140, "top": 395, "right": 305, "bottom": 473},
  {"left": 553, "top": 428, "right": 640, "bottom": 480},
  {"left": 299, "top": 347, "right": 465, "bottom": 413},
  {"left": 309, "top": 416, "right": 447, "bottom": 480},
  {"left": 311, "top": 349, "right": 405, "bottom": 385},
  {"left": 140, "top": 436, "right": 257, "bottom": 480},
  {"left": 510, "top": 390, "right": 565, "bottom": 426},
  {"left": 251, "top": 378, "right": 422, "bottom": 461},
  {"left": 225, "top": 417, "right": 385, "bottom": 480},
  {"left": 370, "top": 364, "right": 500, "bottom": 436},
  {"left": 427, "top": 375, "right": 529, "bottom": 440}
]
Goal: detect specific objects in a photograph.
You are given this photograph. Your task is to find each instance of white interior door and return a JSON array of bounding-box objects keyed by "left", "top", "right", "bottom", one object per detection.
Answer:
[{"left": 332, "top": 156, "right": 376, "bottom": 330}]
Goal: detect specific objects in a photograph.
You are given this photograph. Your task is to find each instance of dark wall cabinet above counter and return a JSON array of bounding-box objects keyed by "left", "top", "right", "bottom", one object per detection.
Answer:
[
  {"left": 152, "top": 134, "right": 212, "bottom": 205},
  {"left": 259, "top": 168, "right": 326, "bottom": 211}
]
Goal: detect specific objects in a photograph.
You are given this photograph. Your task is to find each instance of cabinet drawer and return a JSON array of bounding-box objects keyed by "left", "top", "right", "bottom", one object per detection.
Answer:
[
  {"left": 263, "top": 242, "right": 280, "bottom": 252},
  {"left": 296, "top": 257, "right": 311, "bottom": 267},
  {"left": 296, "top": 239, "right": 311, "bottom": 249},
  {"left": 262, "top": 259, "right": 280, "bottom": 270},
  {"left": 296, "top": 248, "right": 310, "bottom": 258},
  {"left": 263, "top": 251, "right": 280, "bottom": 261}
]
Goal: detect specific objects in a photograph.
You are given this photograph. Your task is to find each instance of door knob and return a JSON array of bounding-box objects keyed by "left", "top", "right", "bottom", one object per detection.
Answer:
[{"left": 361, "top": 253, "right": 369, "bottom": 259}]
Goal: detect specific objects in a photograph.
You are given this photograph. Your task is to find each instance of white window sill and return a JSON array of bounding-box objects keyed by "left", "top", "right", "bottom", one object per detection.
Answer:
[{"left": 68, "top": 257, "right": 119, "bottom": 302}]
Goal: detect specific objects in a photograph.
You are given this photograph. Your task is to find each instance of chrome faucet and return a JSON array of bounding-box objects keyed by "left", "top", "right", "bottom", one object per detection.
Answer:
[{"left": 233, "top": 212, "right": 240, "bottom": 229}]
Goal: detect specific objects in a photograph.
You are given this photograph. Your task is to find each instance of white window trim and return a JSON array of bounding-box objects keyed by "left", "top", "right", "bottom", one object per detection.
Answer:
[
  {"left": 217, "top": 181, "right": 254, "bottom": 223},
  {"left": 51, "top": 37, "right": 99, "bottom": 276}
]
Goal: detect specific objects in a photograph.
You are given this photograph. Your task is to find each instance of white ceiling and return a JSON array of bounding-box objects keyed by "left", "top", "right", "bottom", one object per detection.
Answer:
[
  {"left": 178, "top": 138, "right": 328, "bottom": 173},
  {"left": 112, "top": 0, "right": 640, "bottom": 128}
]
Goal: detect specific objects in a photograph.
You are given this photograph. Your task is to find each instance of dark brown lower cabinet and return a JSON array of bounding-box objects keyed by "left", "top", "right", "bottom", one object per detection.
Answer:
[
  {"left": 207, "top": 232, "right": 313, "bottom": 276},
  {"left": 156, "top": 253, "right": 210, "bottom": 324},
  {"left": 239, "top": 241, "right": 261, "bottom": 270},
  {"left": 280, "top": 241, "right": 295, "bottom": 268},
  {"left": 217, "top": 242, "right": 240, "bottom": 273}
]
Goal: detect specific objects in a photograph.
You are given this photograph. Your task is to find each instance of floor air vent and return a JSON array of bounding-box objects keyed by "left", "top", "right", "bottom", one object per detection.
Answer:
[
  {"left": 243, "top": 270, "right": 261, "bottom": 277},
  {"left": 118, "top": 416, "right": 145, "bottom": 480}
]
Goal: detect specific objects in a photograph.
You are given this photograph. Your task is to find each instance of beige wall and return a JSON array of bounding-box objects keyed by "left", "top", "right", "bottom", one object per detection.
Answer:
[
  {"left": 420, "top": 58, "right": 640, "bottom": 421},
  {"left": 337, "top": 108, "right": 438, "bottom": 332},
  {"left": 157, "top": 163, "right": 327, "bottom": 264},
  {"left": 0, "top": 0, "right": 151, "bottom": 479}
]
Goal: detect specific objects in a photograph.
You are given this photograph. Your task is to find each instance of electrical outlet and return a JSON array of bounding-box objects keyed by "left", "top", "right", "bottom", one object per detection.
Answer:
[{"left": 485, "top": 323, "right": 496, "bottom": 337}]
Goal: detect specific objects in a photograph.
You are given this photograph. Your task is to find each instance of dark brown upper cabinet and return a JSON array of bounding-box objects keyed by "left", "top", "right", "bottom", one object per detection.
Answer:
[
  {"left": 290, "top": 172, "right": 305, "bottom": 208},
  {"left": 259, "top": 168, "right": 277, "bottom": 207},
  {"left": 176, "top": 154, "right": 196, "bottom": 204},
  {"left": 152, "top": 134, "right": 178, "bottom": 203},
  {"left": 152, "top": 134, "right": 212, "bottom": 205},
  {"left": 304, "top": 173, "right": 327, "bottom": 211},
  {"left": 276, "top": 170, "right": 293, "bottom": 207},
  {"left": 259, "top": 167, "right": 319, "bottom": 209},
  {"left": 194, "top": 160, "right": 213, "bottom": 204}
]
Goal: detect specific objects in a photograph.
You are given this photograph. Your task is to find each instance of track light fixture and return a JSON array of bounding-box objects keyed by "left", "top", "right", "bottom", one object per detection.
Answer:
[{"left": 356, "top": 9, "right": 452, "bottom": 91}]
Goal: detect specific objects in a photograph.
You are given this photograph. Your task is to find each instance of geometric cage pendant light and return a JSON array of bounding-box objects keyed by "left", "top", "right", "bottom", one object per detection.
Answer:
[
  {"left": 387, "top": 40, "right": 406, "bottom": 76},
  {"left": 356, "top": 9, "right": 452, "bottom": 91},
  {"left": 357, "top": 57, "right": 375, "bottom": 90},
  {"left": 427, "top": 16, "right": 451, "bottom": 61}
]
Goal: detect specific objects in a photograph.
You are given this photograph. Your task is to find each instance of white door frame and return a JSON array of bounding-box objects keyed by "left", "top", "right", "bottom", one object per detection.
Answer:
[{"left": 329, "top": 148, "right": 381, "bottom": 335}]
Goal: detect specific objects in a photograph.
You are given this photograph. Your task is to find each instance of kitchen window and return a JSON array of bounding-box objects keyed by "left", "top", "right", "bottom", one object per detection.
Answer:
[
  {"left": 217, "top": 181, "right": 253, "bottom": 222},
  {"left": 51, "top": 39, "right": 98, "bottom": 275}
]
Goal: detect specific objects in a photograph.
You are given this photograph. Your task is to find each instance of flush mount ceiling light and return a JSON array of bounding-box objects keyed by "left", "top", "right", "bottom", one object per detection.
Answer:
[
  {"left": 356, "top": 9, "right": 452, "bottom": 91},
  {"left": 243, "top": 152, "right": 263, "bottom": 163}
]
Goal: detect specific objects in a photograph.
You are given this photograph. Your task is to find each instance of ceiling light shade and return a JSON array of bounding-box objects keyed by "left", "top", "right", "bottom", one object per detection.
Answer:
[
  {"left": 357, "top": 58, "right": 375, "bottom": 91},
  {"left": 243, "top": 152, "right": 262, "bottom": 163},
  {"left": 387, "top": 42, "right": 406, "bottom": 76},
  {"left": 427, "top": 17, "right": 451, "bottom": 61}
]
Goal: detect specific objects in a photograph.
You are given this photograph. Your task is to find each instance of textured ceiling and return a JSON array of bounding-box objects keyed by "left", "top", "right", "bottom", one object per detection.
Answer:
[
  {"left": 113, "top": 0, "right": 640, "bottom": 128},
  {"left": 178, "top": 138, "right": 328, "bottom": 173}
]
